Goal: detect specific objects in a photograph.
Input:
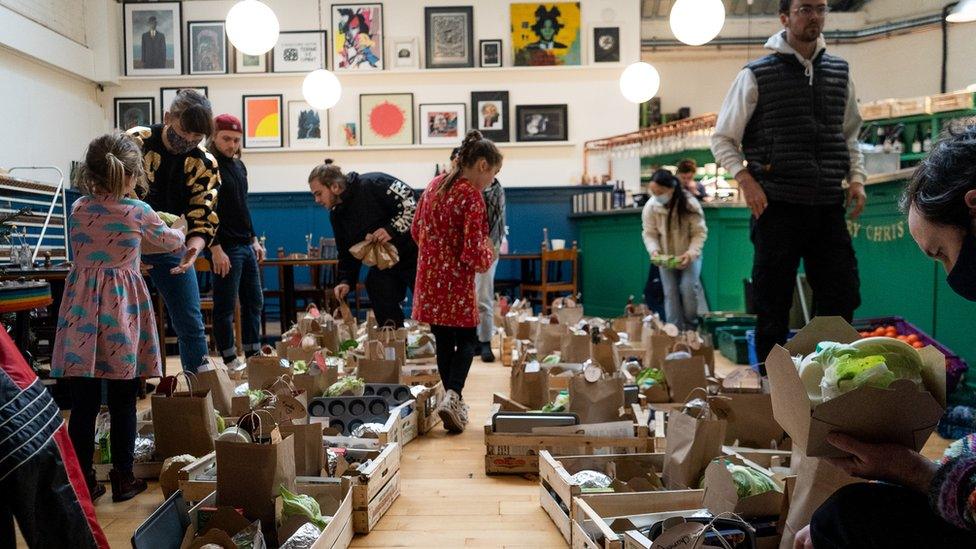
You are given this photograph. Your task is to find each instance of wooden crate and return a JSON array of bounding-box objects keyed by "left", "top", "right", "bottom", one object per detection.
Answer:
[
  {"left": 859, "top": 99, "right": 892, "bottom": 121},
  {"left": 377, "top": 400, "right": 418, "bottom": 447},
  {"left": 345, "top": 442, "right": 402, "bottom": 534},
  {"left": 929, "top": 90, "right": 975, "bottom": 113},
  {"left": 890, "top": 96, "right": 929, "bottom": 117},
  {"left": 95, "top": 423, "right": 161, "bottom": 481},
  {"left": 538, "top": 450, "right": 666, "bottom": 545},
  {"left": 178, "top": 451, "right": 218, "bottom": 503},
  {"left": 402, "top": 362, "right": 440, "bottom": 386},
  {"left": 415, "top": 381, "right": 446, "bottom": 434},
  {"left": 484, "top": 403, "right": 655, "bottom": 475},
  {"left": 290, "top": 477, "right": 355, "bottom": 549},
  {"left": 501, "top": 336, "right": 517, "bottom": 367},
  {"left": 571, "top": 490, "right": 705, "bottom": 549}
]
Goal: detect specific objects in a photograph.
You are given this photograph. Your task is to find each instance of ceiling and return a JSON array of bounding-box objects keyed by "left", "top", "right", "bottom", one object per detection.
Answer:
[{"left": 640, "top": 0, "right": 872, "bottom": 18}]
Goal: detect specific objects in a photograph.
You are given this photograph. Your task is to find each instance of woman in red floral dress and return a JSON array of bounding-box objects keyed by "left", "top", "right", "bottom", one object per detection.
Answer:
[{"left": 412, "top": 130, "right": 502, "bottom": 433}]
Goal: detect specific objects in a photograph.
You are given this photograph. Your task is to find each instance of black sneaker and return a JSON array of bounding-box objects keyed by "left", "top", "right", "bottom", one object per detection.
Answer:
[{"left": 480, "top": 342, "right": 495, "bottom": 363}]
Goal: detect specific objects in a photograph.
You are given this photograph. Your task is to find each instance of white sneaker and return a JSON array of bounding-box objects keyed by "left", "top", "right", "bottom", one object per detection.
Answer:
[{"left": 438, "top": 390, "right": 466, "bottom": 433}]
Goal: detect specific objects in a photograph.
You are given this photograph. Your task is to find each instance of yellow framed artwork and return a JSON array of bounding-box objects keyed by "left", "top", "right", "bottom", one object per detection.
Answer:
[{"left": 511, "top": 2, "right": 581, "bottom": 66}]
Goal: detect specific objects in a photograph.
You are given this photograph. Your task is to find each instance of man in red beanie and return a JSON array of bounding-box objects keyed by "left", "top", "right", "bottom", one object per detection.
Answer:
[{"left": 207, "top": 114, "right": 265, "bottom": 372}]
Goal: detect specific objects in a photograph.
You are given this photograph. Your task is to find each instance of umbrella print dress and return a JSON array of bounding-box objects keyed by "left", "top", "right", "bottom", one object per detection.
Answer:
[{"left": 51, "top": 195, "right": 184, "bottom": 380}]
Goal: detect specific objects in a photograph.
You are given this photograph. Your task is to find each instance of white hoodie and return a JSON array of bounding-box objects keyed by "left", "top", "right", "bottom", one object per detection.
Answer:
[{"left": 710, "top": 31, "right": 867, "bottom": 185}]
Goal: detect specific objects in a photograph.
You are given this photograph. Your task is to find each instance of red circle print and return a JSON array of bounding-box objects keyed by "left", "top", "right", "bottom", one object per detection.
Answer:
[{"left": 370, "top": 101, "right": 405, "bottom": 138}]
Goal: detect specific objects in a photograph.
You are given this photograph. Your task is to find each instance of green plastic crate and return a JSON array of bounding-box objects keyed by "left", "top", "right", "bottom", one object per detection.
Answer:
[
  {"left": 700, "top": 313, "right": 757, "bottom": 340},
  {"left": 717, "top": 326, "right": 752, "bottom": 365}
]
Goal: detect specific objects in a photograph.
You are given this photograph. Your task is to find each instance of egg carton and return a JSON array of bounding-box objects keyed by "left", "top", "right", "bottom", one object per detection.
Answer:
[
  {"left": 308, "top": 396, "right": 390, "bottom": 435},
  {"left": 363, "top": 384, "right": 413, "bottom": 407}
]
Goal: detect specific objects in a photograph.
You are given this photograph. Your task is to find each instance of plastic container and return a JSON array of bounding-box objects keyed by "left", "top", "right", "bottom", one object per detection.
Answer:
[
  {"left": 716, "top": 326, "right": 752, "bottom": 365},
  {"left": 700, "top": 313, "right": 757, "bottom": 340},
  {"left": 746, "top": 329, "right": 798, "bottom": 366}
]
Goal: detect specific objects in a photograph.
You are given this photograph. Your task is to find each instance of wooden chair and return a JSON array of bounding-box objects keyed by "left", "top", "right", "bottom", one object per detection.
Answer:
[
  {"left": 521, "top": 243, "right": 579, "bottom": 315},
  {"left": 195, "top": 257, "right": 242, "bottom": 355}
]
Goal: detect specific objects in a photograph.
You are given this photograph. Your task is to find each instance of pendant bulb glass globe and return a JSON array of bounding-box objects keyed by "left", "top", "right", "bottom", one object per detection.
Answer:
[
  {"left": 947, "top": 0, "right": 976, "bottom": 23},
  {"left": 619, "top": 62, "right": 661, "bottom": 104},
  {"left": 226, "top": 0, "right": 280, "bottom": 56},
  {"left": 303, "top": 70, "right": 342, "bottom": 110},
  {"left": 670, "top": 0, "right": 726, "bottom": 46}
]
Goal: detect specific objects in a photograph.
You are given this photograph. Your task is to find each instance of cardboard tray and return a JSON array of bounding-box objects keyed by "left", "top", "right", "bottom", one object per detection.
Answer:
[
  {"left": 570, "top": 490, "right": 705, "bottom": 549},
  {"left": 414, "top": 381, "right": 446, "bottom": 434}
]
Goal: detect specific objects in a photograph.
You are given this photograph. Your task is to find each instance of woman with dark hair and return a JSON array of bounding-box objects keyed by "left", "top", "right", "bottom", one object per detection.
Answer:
[
  {"left": 412, "top": 130, "right": 502, "bottom": 433},
  {"left": 641, "top": 169, "right": 708, "bottom": 330},
  {"left": 793, "top": 125, "right": 976, "bottom": 548}
]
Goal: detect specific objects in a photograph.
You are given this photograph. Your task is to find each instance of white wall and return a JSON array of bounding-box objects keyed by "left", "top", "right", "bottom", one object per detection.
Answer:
[{"left": 97, "top": 0, "right": 643, "bottom": 191}]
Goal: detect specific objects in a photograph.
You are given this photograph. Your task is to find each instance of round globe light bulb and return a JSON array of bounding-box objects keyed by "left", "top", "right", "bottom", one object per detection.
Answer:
[
  {"left": 302, "top": 70, "right": 342, "bottom": 110},
  {"left": 619, "top": 62, "right": 661, "bottom": 104},
  {"left": 226, "top": 0, "right": 280, "bottom": 56},
  {"left": 670, "top": 0, "right": 726, "bottom": 46}
]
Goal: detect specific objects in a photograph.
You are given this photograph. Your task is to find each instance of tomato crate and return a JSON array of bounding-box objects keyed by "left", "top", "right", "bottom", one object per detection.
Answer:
[{"left": 853, "top": 316, "right": 968, "bottom": 393}]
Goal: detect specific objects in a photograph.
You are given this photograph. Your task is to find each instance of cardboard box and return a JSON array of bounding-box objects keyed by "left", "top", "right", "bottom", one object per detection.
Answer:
[
  {"left": 701, "top": 456, "right": 785, "bottom": 519},
  {"left": 539, "top": 450, "right": 666, "bottom": 544},
  {"left": 571, "top": 490, "right": 705, "bottom": 549},
  {"left": 414, "top": 381, "right": 445, "bottom": 434},
  {"left": 765, "top": 317, "right": 946, "bottom": 457}
]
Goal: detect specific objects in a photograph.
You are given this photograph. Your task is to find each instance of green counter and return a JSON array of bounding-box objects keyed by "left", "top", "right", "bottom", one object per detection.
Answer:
[{"left": 573, "top": 178, "right": 976, "bottom": 369}]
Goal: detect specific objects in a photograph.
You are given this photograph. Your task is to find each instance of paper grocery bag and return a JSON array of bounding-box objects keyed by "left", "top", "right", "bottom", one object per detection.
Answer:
[
  {"left": 366, "top": 337, "right": 406, "bottom": 368},
  {"left": 280, "top": 422, "right": 324, "bottom": 476},
  {"left": 710, "top": 392, "right": 786, "bottom": 449},
  {"left": 779, "top": 454, "right": 859, "bottom": 549},
  {"left": 536, "top": 323, "right": 565, "bottom": 358},
  {"left": 332, "top": 302, "right": 358, "bottom": 341},
  {"left": 358, "top": 356, "right": 401, "bottom": 384},
  {"left": 292, "top": 351, "right": 338, "bottom": 398},
  {"left": 612, "top": 316, "right": 643, "bottom": 343},
  {"left": 216, "top": 434, "right": 296, "bottom": 522},
  {"left": 553, "top": 305, "right": 583, "bottom": 326},
  {"left": 662, "top": 409, "right": 727, "bottom": 490},
  {"left": 247, "top": 355, "right": 292, "bottom": 391},
  {"left": 569, "top": 375, "right": 625, "bottom": 425},
  {"left": 560, "top": 333, "right": 592, "bottom": 364},
  {"left": 661, "top": 357, "right": 708, "bottom": 403},
  {"left": 196, "top": 365, "right": 236, "bottom": 417},
  {"left": 151, "top": 386, "right": 219, "bottom": 459},
  {"left": 592, "top": 340, "right": 617, "bottom": 375},
  {"left": 510, "top": 361, "right": 550, "bottom": 409},
  {"left": 517, "top": 318, "right": 539, "bottom": 341}
]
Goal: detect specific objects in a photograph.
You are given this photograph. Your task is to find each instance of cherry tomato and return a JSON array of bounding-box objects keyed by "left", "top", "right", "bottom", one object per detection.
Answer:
[
  {"left": 906, "top": 334, "right": 920, "bottom": 343},
  {"left": 912, "top": 341, "right": 925, "bottom": 349}
]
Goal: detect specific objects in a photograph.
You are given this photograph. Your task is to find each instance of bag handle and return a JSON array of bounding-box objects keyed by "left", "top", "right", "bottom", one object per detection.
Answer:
[
  {"left": 162, "top": 371, "right": 198, "bottom": 397},
  {"left": 669, "top": 342, "right": 693, "bottom": 355},
  {"left": 270, "top": 374, "right": 297, "bottom": 394},
  {"left": 239, "top": 408, "right": 278, "bottom": 443}
]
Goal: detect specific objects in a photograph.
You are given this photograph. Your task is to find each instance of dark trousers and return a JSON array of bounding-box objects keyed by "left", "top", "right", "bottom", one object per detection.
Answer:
[
  {"left": 751, "top": 202, "right": 860, "bottom": 363},
  {"left": 365, "top": 262, "right": 416, "bottom": 328},
  {"left": 430, "top": 325, "right": 478, "bottom": 398},
  {"left": 811, "top": 482, "right": 974, "bottom": 548},
  {"left": 212, "top": 244, "right": 264, "bottom": 360},
  {"left": 644, "top": 264, "right": 666, "bottom": 320},
  {"left": 67, "top": 377, "right": 141, "bottom": 476}
]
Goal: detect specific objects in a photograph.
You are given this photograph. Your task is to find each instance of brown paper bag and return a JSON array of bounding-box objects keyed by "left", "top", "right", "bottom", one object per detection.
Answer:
[
  {"left": 710, "top": 392, "right": 786, "bottom": 449},
  {"left": 536, "top": 323, "right": 565, "bottom": 357},
  {"left": 358, "top": 356, "right": 401, "bottom": 384},
  {"left": 332, "top": 302, "right": 358, "bottom": 341},
  {"left": 779, "top": 454, "right": 859, "bottom": 549},
  {"left": 568, "top": 375, "right": 625, "bottom": 424},
  {"left": 510, "top": 361, "right": 550, "bottom": 409},
  {"left": 280, "top": 423, "right": 324, "bottom": 476},
  {"left": 661, "top": 356, "right": 708, "bottom": 403},
  {"left": 366, "top": 337, "right": 406, "bottom": 368},
  {"left": 292, "top": 351, "right": 338, "bottom": 398},
  {"left": 196, "top": 365, "right": 236, "bottom": 417},
  {"left": 151, "top": 382, "right": 219, "bottom": 459},
  {"left": 592, "top": 340, "right": 617, "bottom": 374},
  {"left": 553, "top": 305, "right": 583, "bottom": 326},
  {"left": 247, "top": 355, "right": 292, "bottom": 391},
  {"left": 560, "top": 333, "right": 592, "bottom": 363},
  {"left": 662, "top": 408, "right": 727, "bottom": 490},
  {"left": 612, "top": 316, "right": 643, "bottom": 343},
  {"left": 517, "top": 318, "right": 539, "bottom": 341}
]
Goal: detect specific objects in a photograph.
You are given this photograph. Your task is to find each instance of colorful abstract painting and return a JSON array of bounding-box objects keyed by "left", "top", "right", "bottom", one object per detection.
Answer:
[
  {"left": 333, "top": 3, "right": 383, "bottom": 70},
  {"left": 242, "top": 94, "right": 283, "bottom": 149},
  {"left": 510, "top": 2, "right": 581, "bottom": 66},
  {"left": 360, "top": 93, "right": 413, "bottom": 146}
]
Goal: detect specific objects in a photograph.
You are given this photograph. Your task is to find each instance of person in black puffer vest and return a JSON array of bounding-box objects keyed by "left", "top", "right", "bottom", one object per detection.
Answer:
[
  {"left": 711, "top": 0, "right": 867, "bottom": 368},
  {"left": 308, "top": 160, "right": 418, "bottom": 327}
]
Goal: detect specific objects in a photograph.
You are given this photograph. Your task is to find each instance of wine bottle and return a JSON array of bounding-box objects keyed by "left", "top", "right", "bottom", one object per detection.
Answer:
[
  {"left": 922, "top": 125, "right": 933, "bottom": 152},
  {"left": 911, "top": 130, "right": 922, "bottom": 153}
]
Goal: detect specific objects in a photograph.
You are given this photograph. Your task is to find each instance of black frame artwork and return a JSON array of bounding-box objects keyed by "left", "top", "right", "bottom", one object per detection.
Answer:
[
  {"left": 479, "top": 39, "right": 502, "bottom": 68},
  {"left": 470, "top": 91, "right": 509, "bottom": 142},
  {"left": 186, "top": 20, "right": 228, "bottom": 74},
  {"left": 114, "top": 97, "right": 155, "bottom": 130},
  {"left": 424, "top": 6, "right": 474, "bottom": 69},
  {"left": 123, "top": 1, "right": 183, "bottom": 76},
  {"left": 592, "top": 26, "right": 621, "bottom": 63},
  {"left": 515, "top": 104, "right": 568, "bottom": 142}
]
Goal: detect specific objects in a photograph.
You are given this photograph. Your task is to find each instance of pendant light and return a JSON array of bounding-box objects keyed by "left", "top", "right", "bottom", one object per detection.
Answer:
[
  {"left": 670, "top": 0, "right": 726, "bottom": 46},
  {"left": 226, "top": 0, "right": 280, "bottom": 56},
  {"left": 947, "top": 0, "right": 976, "bottom": 23},
  {"left": 302, "top": 69, "right": 342, "bottom": 110},
  {"left": 619, "top": 62, "right": 661, "bottom": 104}
]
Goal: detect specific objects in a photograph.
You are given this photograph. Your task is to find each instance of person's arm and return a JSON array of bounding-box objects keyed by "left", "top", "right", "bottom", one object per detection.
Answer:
[
  {"left": 844, "top": 77, "right": 868, "bottom": 219},
  {"left": 461, "top": 190, "right": 493, "bottom": 274},
  {"left": 374, "top": 176, "right": 417, "bottom": 241},
  {"left": 182, "top": 151, "right": 221, "bottom": 247},
  {"left": 710, "top": 68, "right": 759, "bottom": 179},
  {"left": 931, "top": 435, "right": 976, "bottom": 530},
  {"left": 139, "top": 202, "right": 185, "bottom": 253},
  {"left": 641, "top": 202, "right": 661, "bottom": 258},
  {"left": 685, "top": 202, "right": 708, "bottom": 260}
]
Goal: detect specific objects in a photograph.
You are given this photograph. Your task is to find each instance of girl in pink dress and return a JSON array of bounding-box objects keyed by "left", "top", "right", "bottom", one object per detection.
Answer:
[{"left": 52, "top": 132, "right": 185, "bottom": 502}]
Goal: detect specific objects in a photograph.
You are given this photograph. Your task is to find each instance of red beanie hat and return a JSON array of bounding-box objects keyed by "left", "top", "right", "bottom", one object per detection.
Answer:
[{"left": 214, "top": 113, "right": 242, "bottom": 133}]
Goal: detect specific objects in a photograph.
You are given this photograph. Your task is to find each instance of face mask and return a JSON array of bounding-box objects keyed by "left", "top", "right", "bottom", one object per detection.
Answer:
[
  {"left": 165, "top": 125, "right": 202, "bottom": 154},
  {"left": 653, "top": 192, "right": 673, "bottom": 206},
  {"left": 947, "top": 231, "right": 976, "bottom": 301}
]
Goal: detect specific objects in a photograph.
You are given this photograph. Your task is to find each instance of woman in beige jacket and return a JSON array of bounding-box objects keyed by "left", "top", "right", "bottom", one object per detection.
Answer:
[{"left": 642, "top": 169, "right": 708, "bottom": 330}]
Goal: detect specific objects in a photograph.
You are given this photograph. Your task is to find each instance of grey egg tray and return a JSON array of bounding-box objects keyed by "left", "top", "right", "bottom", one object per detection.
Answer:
[
  {"left": 363, "top": 383, "right": 413, "bottom": 407},
  {"left": 308, "top": 396, "right": 390, "bottom": 436}
]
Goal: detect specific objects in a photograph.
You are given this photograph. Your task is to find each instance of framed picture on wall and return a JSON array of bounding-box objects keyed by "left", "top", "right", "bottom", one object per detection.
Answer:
[
  {"left": 273, "top": 30, "right": 327, "bottom": 72},
  {"left": 419, "top": 103, "right": 466, "bottom": 145},
  {"left": 288, "top": 100, "right": 329, "bottom": 149},
  {"left": 388, "top": 37, "right": 418, "bottom": 69},
  {"left": 470, "top": 91, "right": 509, "bottom": 142},
  {"left": 515, "top": 104, "right": 568, "bottom": 142},
  {"left": 479, "top": 39, "right": 502, "bottom": 68},
  {"left": 332, "top": 3, "right": 384, "bottom": 70},
  {"left": 123, "top": 1, "right": 182, "bottom": 76},
  {"left": 187, "top": 20, "right": 227, "bottom": 74},
  {"left": 591, "top": 26, "right": 621, "bottom": 63},
  {"left": 342, "top": 122, "right": 358, "bottom": 146},
  {"left": 114, "top": 97, "right": 155, "bottom": 130},
  {"left": 242, "top": 94, "right": 284, "bottom": 149},
  {"left": 234, "top": 48, "right": 267, "bottom": 73},
  {"left": 424, "top": 6, "right": 474, "bottom": 69},
  {"left": 159, "top": 87, "right": 208, "bottom": 120},
  {"left": 360, "top": 93, "right": 413, "bottom": 146},
  {"left": 511, "top": 2, "right": 581, "bottom": 66}
]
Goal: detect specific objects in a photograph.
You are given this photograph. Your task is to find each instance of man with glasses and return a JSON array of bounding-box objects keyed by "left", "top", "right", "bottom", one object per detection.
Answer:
[{"left": 711, "top": 0, "right": 867, "bottom": 368}]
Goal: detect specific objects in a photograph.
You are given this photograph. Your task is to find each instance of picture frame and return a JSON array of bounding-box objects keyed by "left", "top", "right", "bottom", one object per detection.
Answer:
[
  {"left": 388, "top": 36, "right": 418, "bottom": 70},
  {"left": 419, "top": 103, "right": 466, "bottom": 146},
  {"left": 242, "top": 94, "right": 284, "bottom": 149},
  {"left": 470, "top": 91, "right": 509, "bottom": 142},
  {"left": 479, "top": 39, "right": 502, "bottom": 68},
  {"left": 424, "top": 6, "right": 474, "bottom": 69},
  {"left": 123, "top": 1, "right": 182, "bottom": 76},
  {"left": 114, "top": 97, "right": 155, "bottom": 131},
  {"left": 288, "top": 100, "right": 329, "bottom": 149},
  {"left": 591, "top": 25, "right": 621, "bottom": 63},
  {"left": 234, "top": 48, "right": 267, "bottom": 73},
  {"left": 332, "top": 3, "right": 384, "bottom": 71},
  {"left": 511, "top": 2, "right": 582, "bottom": 66},
  {"left": 515, "top": 104, "right": 568, "bottom": 142},
  {"left": 187, "top": 20, "right": 227, "bottom": 74},
  {"left": 159, "top": 87, "right": 208, "bottom": 121},
  {"left": 273, "top": 30, "right": 327, "bottom": 73},
  {"left": 341, "top": 122, "right": 359, "bottom": 146},
  {"left": 360, "top": 93, "right": 414, "bottom": 146}
]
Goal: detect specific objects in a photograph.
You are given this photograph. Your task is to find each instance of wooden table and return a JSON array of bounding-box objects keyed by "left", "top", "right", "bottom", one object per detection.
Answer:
[
  {"left": 498, "top": 252, "right": 542, "bottom": 295},
  {"left": 260, "top": 258, "right": 338, "bottom": 333}
]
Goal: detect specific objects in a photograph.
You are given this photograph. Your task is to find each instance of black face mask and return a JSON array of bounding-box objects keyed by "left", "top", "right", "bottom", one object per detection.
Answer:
[
  {"left": 165, "top": 125, "right": 202, "bottom": 155},
  {"left": 947, "top": 231, "right": 976, "bottom": 301}
]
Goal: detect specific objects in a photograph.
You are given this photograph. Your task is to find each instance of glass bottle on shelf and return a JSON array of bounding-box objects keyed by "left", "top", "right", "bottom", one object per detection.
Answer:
[
  {"left": 19, "top": 242, "right": 32, "bottom": 270},
  {"left": 922, "top": 125, "right": 933, "bottom": 152},
  {"left": 911, "top": 129, "right": 922, "bottom": 154}
]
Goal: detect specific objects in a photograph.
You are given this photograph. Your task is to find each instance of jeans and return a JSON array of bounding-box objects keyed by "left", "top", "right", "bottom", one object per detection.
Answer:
[
  {"left": 365, "top": 262, "right": 416, "bottom": 328},
  {"left": 658, "top": 258, "right": 703, "bottom": 331},
  {"left": 143, "top": 251, "right": 208, "bottom": 372},
  {"left": 67, "top": 377, "right": 141, "bottom": 475},
  {"left": 430, "top": 325, "right": 478, "bottom": 398},
  {"left": 474, "top": 257, "right": 499, "bottom": 343},
  {"left": 212, "top": 244, "right": 264, "bottom": 360},
  {"left": 811, "top": 483, "right": 974, "bottom": 548}
]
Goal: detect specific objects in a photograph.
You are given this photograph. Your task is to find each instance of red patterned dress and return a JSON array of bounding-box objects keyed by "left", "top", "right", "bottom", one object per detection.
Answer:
[{"left": 411, "top": 175, "right": 494, "bottom": 328}]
